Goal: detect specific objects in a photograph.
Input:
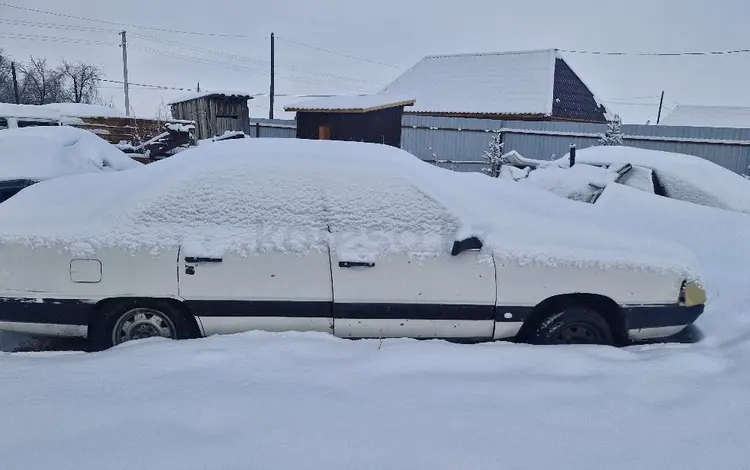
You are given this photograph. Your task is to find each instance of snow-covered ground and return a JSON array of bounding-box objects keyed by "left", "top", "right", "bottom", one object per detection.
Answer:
[{"left": 1, "top": 145, "right": 750, "bottom": 468}]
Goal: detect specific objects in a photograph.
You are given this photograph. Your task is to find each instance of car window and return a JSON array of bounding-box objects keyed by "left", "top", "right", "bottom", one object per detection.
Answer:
[
  {"left": 137, "top": 167, "right": 327, "bottom": 232},
  {"left": 324, "top": 171, "right": 460, "bottom": 236}
]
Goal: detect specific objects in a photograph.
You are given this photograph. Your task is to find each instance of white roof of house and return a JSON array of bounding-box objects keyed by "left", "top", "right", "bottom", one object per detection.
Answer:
[
  {"left": 660, "top": 105, "right": 750, "bottom": 129},
  {"left": 285, "top": 94, "right": 415, "bottom": 113},
  {"left": 167, "top": 91, "right": 255, "bottom": 106},
  {"left": 381, "top": 49, "right": 560, "bottom": 116}
]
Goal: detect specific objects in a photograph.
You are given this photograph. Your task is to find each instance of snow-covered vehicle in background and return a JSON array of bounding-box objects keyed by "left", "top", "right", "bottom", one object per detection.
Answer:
[
  {"left": 0, "top": 139, "right": 705, "bottom": 350},
  {"left": 507, "top": 146, "right": 750, "bottom": 213},
  {"left": 0, "top": 126, "right": 141, "bottom": 203}
]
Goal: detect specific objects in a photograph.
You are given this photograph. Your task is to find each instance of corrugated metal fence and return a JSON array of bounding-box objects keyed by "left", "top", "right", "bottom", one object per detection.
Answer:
[
  {"left": 402, "top": 116, "right": 750, "bottom": 174},
  {"left": 249, "top": 116, "right": 750, "bottom": 175},
  {"left": 248, "top": 119, "right": 296, "bottom": 139}
]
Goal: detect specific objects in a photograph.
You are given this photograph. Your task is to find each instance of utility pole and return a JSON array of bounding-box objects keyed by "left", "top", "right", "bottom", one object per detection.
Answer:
[
  {"left": 120, "top": 31, "right": 131, "bottom": 116},
  {"left": 10, "top": 62, "right": 20, "bottom": 104},
  {"left": 656, "top": 90, "right": 665, "bottom": 124},
  {"left": 269, "top": 32, "right": 275, "bottom": 119}
]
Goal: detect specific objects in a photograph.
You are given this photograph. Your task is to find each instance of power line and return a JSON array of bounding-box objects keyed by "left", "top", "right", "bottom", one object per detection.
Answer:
[
  {"left": 276, "top": 36, "right": 404, "bottom": 69},
  {"left": 0, "top": 28, "right": 379, "bottom": 89},
  {"left": 602, "top": 101, "right": 661, "bottom": 107},
  {"left": 561, "top": 47, "right": 750, "bottom": 57},
  {"left": 0, "top": 1, "right": 251, "bottom": 37},
  {"left": 100, "top": 78, "right": 194, "bottom": 91},
  {"left": 130, "top": 33, "right": 379, "bottom": 85},
  {"left": 0, "top": 28, "right": 370, "bottom": 91},
  {"left": 0, "top": 32, "right": 117, "bottom": 46},
  {"left": 0, "top": 18, "right": 119, "bottom": 33},
  {"left": 606, "top": 95, "right": 662, "bottom": 101},
  {"left": 128, "top": 45, "right": 370, "bottom": 91}
]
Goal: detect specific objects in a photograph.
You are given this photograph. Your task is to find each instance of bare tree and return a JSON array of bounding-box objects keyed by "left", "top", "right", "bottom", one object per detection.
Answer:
[
  {"left": 61, "top": 60, "right": 101, "bottom": 103},
  {"left": 19, "top": 57, "right": 64, "bottom": 105},
  {"left": 0, "top": 51, "right": 12, "bottom": 103}
]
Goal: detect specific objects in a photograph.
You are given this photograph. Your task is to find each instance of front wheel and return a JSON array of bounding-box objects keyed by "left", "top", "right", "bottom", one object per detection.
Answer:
[
  {"left": 90, "top": 301, "right": 193, "bottom": 350},
  {"left": 527, "top": 307, "right": 613, "bottom": 346}
]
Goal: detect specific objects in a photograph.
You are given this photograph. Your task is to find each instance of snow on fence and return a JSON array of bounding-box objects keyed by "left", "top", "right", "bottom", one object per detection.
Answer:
[{"left": 243, "top": 116, "right": 750, "bottom": 175}]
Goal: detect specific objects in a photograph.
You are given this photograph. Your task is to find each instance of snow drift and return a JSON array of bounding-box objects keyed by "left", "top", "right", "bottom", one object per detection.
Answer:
[{"left": 0, "top": 126, "right": 141, "bottom": 182}]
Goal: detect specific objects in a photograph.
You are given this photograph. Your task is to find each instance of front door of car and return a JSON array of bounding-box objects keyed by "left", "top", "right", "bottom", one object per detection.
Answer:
[
  {"left": 325, "top": 173, "right": 496, "bottom": 340},
  {"left": 176, "top": 167, "right": 333, "bottom": 337}
]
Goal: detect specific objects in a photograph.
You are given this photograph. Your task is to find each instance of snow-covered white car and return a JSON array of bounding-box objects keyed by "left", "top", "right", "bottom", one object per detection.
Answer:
[
  {"left": 0, "top": 126, "right": 141, "bottom": 203},
  {"left": 0, "top": 139, "right": 706, "bottom": 350},
  {"left": 513, "top": 146, "right": 750, "bottom": 213}
]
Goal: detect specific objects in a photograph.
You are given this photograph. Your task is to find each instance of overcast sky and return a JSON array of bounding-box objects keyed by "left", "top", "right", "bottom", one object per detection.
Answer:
[{"left": 1, "top": 0, "right": 748, "bottom": 123}]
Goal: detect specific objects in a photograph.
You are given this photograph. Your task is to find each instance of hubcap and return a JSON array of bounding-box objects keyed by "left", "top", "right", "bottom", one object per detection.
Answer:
[
  {"left": 552, "top": 322, "right": 602, "bottom": 345},
  {"left": 112, "top": 308, "right": 177, "bottom": 345}
]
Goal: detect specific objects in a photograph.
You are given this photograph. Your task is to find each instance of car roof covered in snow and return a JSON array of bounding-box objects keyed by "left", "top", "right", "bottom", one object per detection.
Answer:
[
  {"left": 0, "top": 138, "right": 698, "bottom": 279},
  {"left": 562, "top": 146, "right": 750, "bottom": 214},
  {"left": 0, "top": 126, "right": 142, "bottom": 182}
]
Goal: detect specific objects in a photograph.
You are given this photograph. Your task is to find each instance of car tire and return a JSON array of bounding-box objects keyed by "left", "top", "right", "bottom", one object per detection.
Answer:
[
  {"left": 527, "top": 307, "right": 614, "bottom": 346},
  {"left": 90, "top": 300, "right": 194, "bottom": 351}
]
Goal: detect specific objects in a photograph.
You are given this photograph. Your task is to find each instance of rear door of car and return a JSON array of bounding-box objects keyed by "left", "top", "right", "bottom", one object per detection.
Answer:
[
  {"left": 176, "top": 166, "right": 333, "bottom": 336},
  {"left": 326, "top": 172, "right": 496, "bottom": 340}
]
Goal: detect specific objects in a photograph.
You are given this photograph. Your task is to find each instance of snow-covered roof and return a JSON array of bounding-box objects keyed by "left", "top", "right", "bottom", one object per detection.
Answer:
[
  {"left": 383, "top": 48, "right": 558, "bottom": 116},
  {"left": 561, "top": 146, "right": 750, "bottom": 214},
  {"left": 660, "top": 105, "right": 750, "bottom": 129},
  {"left": 0, "top": 126, "right": 141, "bottom": 182},
  {"left": 285, "top": 94, "right": 415, "bottom": 113},
  {"left": 167, "top": 91, "right": 255, "bottom": 105},
  {"left": 0, "top": 138, "right": 697, "bottom": 280},
  {"left": 381, "top": 49, "right": 609, "bottom": 122},
  {"left": 0, "top": 103, "right": 125, "bottom": 120}
]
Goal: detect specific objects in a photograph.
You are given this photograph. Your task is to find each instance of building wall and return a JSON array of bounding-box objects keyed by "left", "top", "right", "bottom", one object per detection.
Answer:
[
  {"left": 171, "top": 97, "right": 250, "bottom": 140},
  {"left": 551, "top": 58, "right": 609, "bottom": 123},
  {"left": 296, "top": 107, "right": 404, "bottom": 147}
]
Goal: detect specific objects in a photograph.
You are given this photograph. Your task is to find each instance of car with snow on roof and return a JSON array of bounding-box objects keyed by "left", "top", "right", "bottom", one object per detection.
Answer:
[
  {"left": 0, "top": 139, "right": 707, "bottom": 350},
  {"left": 504, "top": 146, "right": 750, "bottom": 212},
  {"left": 0, "top": 126, "right": 142, "bottom": 204}
]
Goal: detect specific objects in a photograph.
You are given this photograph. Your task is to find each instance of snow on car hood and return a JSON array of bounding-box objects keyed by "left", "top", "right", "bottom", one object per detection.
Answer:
[
  {"left": 0, "top": 126, "right": 141, "bottom": 182},
  {"left": 0, "top": 138, "right": 699, "bottom": 280},
  {"left": 560, "top": 146, "right": 750, "bottom": 214}
]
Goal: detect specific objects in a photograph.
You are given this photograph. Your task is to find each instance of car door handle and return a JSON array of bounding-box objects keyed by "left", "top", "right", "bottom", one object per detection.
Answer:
[
  {"left": 339, "top": 261, "right": 375, "bottom": 268},
  {"left": 185, "top": 257, "right": 223, "bottom": 263}
]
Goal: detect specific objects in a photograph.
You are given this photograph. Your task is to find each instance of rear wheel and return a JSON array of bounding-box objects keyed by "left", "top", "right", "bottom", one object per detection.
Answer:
[
  {"left": 527, "top": 307, "right": 613, "bottom": 346},
  {"left": 90, "top": 300, "right": 194, "bottom": 351}
]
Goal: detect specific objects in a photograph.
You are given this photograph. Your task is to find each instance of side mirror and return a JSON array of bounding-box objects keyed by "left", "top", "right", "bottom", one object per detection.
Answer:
[{"left": 451, "top": 236, "right": 483, "bottom": 256}]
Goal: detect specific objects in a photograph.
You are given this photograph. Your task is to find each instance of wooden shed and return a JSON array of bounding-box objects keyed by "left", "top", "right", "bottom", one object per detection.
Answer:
[
  {"left": 169, "top": 91, "right": 253, "bottom": 140},
  {"left": 285, "top": 95, "right": 415, "bottom": 148}
]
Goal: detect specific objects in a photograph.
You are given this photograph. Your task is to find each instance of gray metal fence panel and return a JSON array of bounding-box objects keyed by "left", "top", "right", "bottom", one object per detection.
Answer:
[
  {"left": 399, "top": 116, "right": 750, "bottom": 174},
  {"left": 244, "top": 116, "right": 750, "bottom": 175},
  {"left": 248, "top": 119, "right": 296, "bottom": 139}
]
